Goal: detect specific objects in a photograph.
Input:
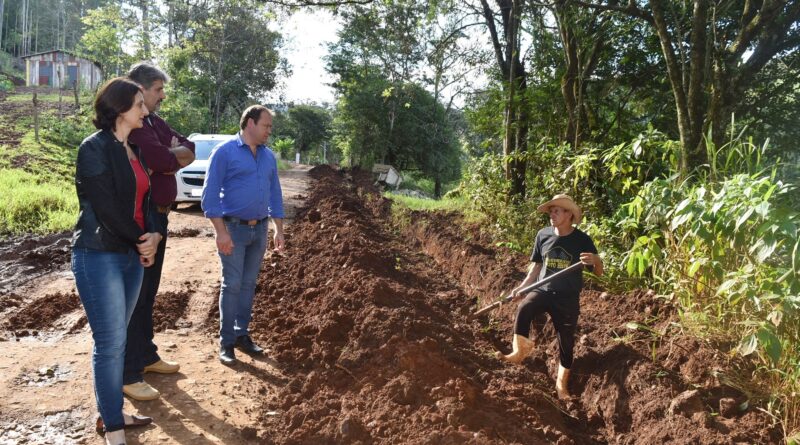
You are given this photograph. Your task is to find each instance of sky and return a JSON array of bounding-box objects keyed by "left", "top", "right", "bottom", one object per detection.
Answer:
[{"left": 266, "top": 9, "right": 341, "bottom": 105}]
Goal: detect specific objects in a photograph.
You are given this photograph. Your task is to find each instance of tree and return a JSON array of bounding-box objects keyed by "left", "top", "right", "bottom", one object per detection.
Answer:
[
  {"left": 327, "top": 0, "right": 464, "bottom": 194},
  {"left": 163, "top": 0, "right": 287, "bottom": 131},
  {"left": 575, "top": 0, "right": 800, "bottom": 173},
  {"left": 470, "top": 0, "right": 530, "bottom": 197},
  {"left": 76, "top": 4, "right": 133, "bottom": 77},
  {"left": 287, "top": 105, "right": 332, "bottom": 155}
]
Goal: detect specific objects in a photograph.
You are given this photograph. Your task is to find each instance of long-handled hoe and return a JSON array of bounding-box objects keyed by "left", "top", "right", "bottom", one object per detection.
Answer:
[{"left": 470, "top": 262, "right": 584, "bottom": 318}]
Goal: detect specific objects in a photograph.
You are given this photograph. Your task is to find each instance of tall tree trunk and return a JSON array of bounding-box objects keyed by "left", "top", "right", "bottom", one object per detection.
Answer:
[
  {"left": 0, "top": 0, "right": 5, "bottom": 52},
  {"left": 481, "top": 0, "right": 529, "bottom": 197},
  {"left": 21, "top": 0, "right": 27, "bottom": 55},
  {"left": 140, "top": 0, "right": 151, "bottom": 58},
  {"left": 649, "top": 0, "right": 694, "bottom": 175}
]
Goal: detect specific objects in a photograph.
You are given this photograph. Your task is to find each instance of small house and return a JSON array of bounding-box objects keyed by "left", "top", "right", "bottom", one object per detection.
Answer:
[{"left": 21, "top": 50, "right": 103, "bottom": 90}]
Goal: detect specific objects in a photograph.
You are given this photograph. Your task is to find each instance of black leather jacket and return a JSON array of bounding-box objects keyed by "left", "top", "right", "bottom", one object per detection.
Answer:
[{"left": 71, "top": 130, "right": 164, "bottom": 253}]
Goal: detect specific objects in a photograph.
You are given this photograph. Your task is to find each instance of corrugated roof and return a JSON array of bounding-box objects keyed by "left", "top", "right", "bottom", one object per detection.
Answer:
[{"left": 20, "top": 49, "right": 101, "bottom": 68}]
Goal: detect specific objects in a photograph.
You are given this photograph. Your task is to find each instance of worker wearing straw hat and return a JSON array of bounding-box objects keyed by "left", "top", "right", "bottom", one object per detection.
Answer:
[{"left": 496, "top": 194, "right": 603, "bottom": 399}]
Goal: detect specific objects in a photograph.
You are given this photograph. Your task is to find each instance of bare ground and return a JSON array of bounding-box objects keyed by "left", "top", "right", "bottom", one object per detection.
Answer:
[{"left": 0, "top": 165, "right": 311, "bottom": 445}]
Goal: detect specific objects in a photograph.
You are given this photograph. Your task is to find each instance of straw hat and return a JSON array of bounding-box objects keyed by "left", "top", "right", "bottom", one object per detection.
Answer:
[{"left": 537, "top": 194, "right": 582, "bottom": 224}]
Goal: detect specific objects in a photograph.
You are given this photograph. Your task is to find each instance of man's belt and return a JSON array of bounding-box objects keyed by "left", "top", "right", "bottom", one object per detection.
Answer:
[
  {"left": 156, "top": 205, "right": 171, "bottom": 214},
  {"left": 223, "top": 216, "right": 267, "bottom": 226}
]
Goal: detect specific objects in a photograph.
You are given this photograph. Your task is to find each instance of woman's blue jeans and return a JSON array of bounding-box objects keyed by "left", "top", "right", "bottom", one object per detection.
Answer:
[
  {"left": 218, "top": 220, "right": 268, "bottom": 347},
  {"left": 72, "top": 247, "right": 143, "bottom": 433}
]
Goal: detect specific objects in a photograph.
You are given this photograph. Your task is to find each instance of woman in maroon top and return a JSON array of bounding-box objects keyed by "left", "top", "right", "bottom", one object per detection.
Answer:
[{"left": 71, "top": 77, "right": 163, "bottom": 445}]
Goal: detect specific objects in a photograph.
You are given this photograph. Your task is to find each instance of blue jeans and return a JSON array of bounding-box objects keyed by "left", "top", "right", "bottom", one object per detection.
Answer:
[
  {"left": 72, "top": 248, "right": 143, "bottom": 433},
  {"left": 218, "top": 220, "right": 268, "bottom": 347}
]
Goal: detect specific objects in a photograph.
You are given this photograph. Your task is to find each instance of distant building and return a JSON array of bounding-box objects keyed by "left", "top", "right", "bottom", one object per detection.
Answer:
[{"left": 21, "top": 50, "right": 103, "bottom": 90}]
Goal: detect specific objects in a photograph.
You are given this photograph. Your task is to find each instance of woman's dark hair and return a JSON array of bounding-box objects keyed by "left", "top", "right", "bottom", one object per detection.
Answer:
[{"left": 92, "top": 77, "right": 143, "bottom": 131}]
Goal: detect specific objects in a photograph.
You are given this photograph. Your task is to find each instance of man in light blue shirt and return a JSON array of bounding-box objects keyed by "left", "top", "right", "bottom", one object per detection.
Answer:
[{"left": 201, "top": 105, "right": 285, "bottom": 365}]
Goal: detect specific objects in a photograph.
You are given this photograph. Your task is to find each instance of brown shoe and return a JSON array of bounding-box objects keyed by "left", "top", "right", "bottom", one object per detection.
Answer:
[
  {"left": 96, "top": 414, "right": 153, "bottom": 435},
  {"left": 143, "top": 359, "right": 180, "bottom": 374}
]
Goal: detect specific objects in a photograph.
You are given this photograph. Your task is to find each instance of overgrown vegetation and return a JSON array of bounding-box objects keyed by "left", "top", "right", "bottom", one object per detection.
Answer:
[
  {"left": 0, "top": 168, "right": 77, "bottom": 234},
  {"left": 458, "top": 130, "right": 800, "bottom": 438}
]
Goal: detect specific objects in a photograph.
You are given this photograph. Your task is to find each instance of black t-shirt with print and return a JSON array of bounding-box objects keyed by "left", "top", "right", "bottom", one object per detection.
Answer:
[{"left": 530, "top": 226, "right": 598, "bottom": 299}]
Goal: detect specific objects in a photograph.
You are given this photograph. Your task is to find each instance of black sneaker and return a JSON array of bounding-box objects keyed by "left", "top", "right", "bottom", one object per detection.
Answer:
[
  {"left": 235, "top": 335, "right": 264, "bottom": 355},
  {"left": 219, "top": 345, "right": 236, "bottom": 365}
]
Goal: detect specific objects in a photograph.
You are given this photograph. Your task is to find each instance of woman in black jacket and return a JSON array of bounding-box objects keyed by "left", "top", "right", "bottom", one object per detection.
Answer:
[{"left": 71, "top": 77, "right": 164, "bottom": 445}]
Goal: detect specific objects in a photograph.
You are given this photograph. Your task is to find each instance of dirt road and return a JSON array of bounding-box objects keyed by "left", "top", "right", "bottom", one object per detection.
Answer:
[{"left": 0, "top": 165, "right": 311, "bottom": 445}]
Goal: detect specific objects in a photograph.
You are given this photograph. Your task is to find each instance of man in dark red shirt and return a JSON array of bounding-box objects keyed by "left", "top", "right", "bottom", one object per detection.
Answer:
[{"left": 122, "top": 62, "right": 195, "bottom": 401}]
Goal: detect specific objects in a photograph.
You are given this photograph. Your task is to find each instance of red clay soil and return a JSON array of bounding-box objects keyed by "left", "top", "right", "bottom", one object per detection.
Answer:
[
  {"left": 3, "top": 291, "right": 80, "bottom": 336},
  {"left": 152, "top": 288, "right": 193, "bottom": 332},
  {"left": 235, "top": 166, "right": 779, "bottom": 444}
]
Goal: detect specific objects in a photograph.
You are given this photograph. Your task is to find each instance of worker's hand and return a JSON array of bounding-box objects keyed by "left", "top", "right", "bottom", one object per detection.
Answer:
[
  {"left": 510, "top": 288, "right": 525, "bottom": 303},
  {"left": 273, "top": 231, "right": 285, "bottom": 253},
  {"left": 171, "top": 136, "right": 179, "bottom": 148},
  {"left": 580, "top": 252, "right": 599, "bottom": 267},
  {"left": 216, "top": 231, "right": 234, "bottom": 256}
]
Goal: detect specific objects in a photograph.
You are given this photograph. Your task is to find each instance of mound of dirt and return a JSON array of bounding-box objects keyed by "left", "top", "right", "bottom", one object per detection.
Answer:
[
  {"left": 4, "top": 291, "right": 80, "bottom": 336},
  {"left": 152, "top": 288, "right": 193, "bottom": 332},
  {"left": 240, "top": 166, "right": 779, "bottom": 444}
]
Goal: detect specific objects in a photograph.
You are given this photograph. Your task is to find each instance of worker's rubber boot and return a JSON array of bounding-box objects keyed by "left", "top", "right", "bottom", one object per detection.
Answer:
[
  {"left": 495, "top": 334, "right": 534, "bottom": 364},
  {"left": 556, "top": 364, "right": 570, "bottom": 399}
]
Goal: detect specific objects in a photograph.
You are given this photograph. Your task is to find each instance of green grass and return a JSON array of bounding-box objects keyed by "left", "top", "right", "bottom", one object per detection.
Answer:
[
  {"left": 0, "top": 168, "right": 77, "bottom": 236},
  {"left": 277, "top": 158, "right": 291, "bottom": 171},
  {"left": 384, "top": 192, "right": 469, "bottom": 212},
  {"left": 5, "top": 92, "right": 68, "bottom": 103}
]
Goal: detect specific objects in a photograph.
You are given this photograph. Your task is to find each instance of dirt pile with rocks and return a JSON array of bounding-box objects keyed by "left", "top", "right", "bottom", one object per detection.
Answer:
[{"left": 238, "top": 166, "right": 780, "bottom": 444}]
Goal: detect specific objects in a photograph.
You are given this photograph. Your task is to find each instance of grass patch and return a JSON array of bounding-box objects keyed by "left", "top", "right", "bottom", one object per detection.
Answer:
[
  {"left": 277, "top": 158, "right": 292, "bottom": 171},
  {"left": 0, "top": 168, "right": 77, "bottom": 236},
  {"left": 0, "top": 131, "right": 79, "bottom": 181},
  {"left": 385, "top": 192, "right": 468, "bottom": 212},
  {"left": 5, "top": 92, "right": 70, "bottom": 103}
]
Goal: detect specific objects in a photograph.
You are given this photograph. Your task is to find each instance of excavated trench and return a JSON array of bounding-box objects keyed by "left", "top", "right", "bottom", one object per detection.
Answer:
[
  {"left": 0, "top": 165, "right": 782, "bottom": 444},
  {"left": 221, "top": 166, "right": 780, "bottom": 444}
]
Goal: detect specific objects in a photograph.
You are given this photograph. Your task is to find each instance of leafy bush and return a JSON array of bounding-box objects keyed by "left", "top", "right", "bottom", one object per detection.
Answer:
[
  {"left": 42, "top": 108, "right": 96, "bottom": 149},
  {"left": 459, "top": 132, "right": 799, "bottom": 434},
  {"left": 272, "top": 137, "right": 295, "bottom": 160},
  {"left": 618, "top": 138, "right": 799, "bottom": 434},
  {"left": 158, "top": 90, "right": 212, "bottom": 136},
  {"left": 0, "top": 74, "right": 14, "bottom": 92}
]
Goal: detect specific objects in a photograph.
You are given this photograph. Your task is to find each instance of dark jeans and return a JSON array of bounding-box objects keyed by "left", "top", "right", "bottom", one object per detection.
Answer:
[
  {"left": 514, "top": 290, "right": 579, "bottom": 368},
  {"left": 123, "top": 211, "right": 168, "bottom": 385}
]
